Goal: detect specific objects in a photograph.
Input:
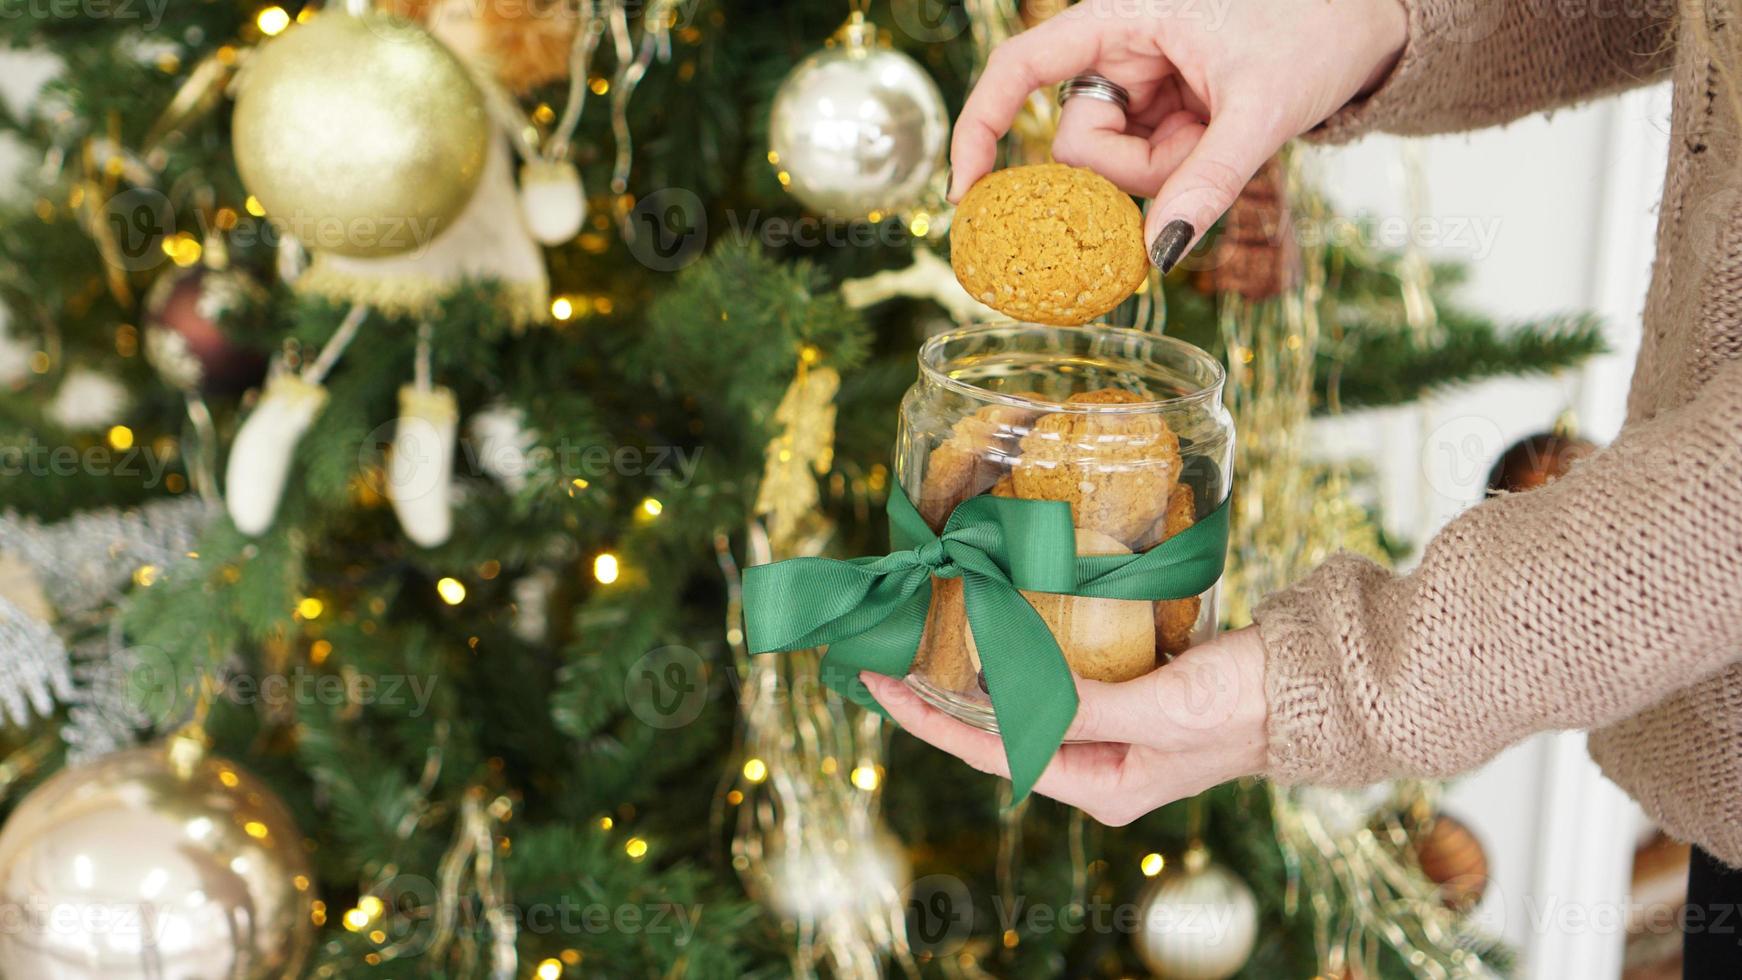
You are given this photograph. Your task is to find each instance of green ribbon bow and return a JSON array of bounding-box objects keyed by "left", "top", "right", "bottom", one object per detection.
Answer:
[{"left": 742, "top": 484, "right": 1229, "bottom": 801}]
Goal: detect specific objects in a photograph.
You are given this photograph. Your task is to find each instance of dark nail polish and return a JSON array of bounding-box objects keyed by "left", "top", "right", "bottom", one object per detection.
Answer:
[
  {"left": 1149, "top": 219, "right": 1195, "bottom": 273},
  {"left": 976, "top": 670, "right": 988, "bottom": 695}
]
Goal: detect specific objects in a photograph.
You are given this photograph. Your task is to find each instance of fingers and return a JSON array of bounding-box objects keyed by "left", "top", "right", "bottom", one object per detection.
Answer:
[
  {"left": 1143, "top": 103, "right": 1289, "bottom": 272},
  {"left": 1053, "top": 105, "right": 1204, "bottom": 199},
  {"left": 949, "top": 8, "right": 1104, "bottom": 201},
  {"left": 861, "top": 673, "right": 1129, "bottom": 811}
]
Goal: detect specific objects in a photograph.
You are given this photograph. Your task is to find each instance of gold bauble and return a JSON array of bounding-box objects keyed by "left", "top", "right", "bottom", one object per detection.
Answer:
[
  {"left": 0, "top": 736, "right": 316, "bottom": 977},
  {"left": 232, "top": 11, "right": 490, "bottom": 257}
]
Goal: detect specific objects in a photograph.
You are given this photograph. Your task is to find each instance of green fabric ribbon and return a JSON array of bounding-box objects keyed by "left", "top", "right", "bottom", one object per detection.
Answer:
[{"left": 742, "top": 484, "right": 1230, "bottom": 801}]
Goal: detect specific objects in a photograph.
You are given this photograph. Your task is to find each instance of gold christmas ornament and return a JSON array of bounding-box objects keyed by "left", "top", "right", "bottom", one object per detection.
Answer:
[
  {"left": 768, "top": 14, "right": 948, "bottom": 218},
  {"left": 0, "top": 732, "right": 316, "bottom": 978},
  {"left": 232, "top": 11, "right": 490, "bottom": 258},
  {"left": 1133, "top": 845, "right": 1259, "bottom": 980}
]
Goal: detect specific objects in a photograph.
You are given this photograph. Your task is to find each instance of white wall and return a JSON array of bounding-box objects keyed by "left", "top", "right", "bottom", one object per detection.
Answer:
[{"left": 1304, "top": 83, "right": 1674, "bottom": 979}]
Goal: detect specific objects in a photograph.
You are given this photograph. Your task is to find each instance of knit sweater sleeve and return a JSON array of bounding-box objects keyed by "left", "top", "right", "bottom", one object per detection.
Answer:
[
  {"left": 1308, "top": 0, "right": 1675, "bottom": 143},
  {"left": 1255, "top": 360, "right": 1742, "bottom": 785}
]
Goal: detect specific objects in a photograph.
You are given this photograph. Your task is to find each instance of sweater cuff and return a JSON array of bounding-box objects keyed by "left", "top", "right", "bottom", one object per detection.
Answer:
[{"left": 1252, "top": 554, "right": 1389, "bottom": 785}]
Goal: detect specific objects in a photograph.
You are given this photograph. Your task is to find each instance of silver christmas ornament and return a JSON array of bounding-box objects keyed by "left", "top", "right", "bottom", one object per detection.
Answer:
[
  {"left": 1134, "top": 846, "right": 1258, "bottom": 980},
  {"left": 768, "top": 15, "right": 948, "bottom": 218},
  {"left": 0, "top": 732, "right": 317, "bottom": 978}
]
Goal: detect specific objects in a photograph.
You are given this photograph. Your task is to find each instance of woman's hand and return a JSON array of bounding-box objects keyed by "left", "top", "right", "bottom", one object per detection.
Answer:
[
  {"left": 949, "top": 0, "right": 1408, "bottom": 271},
  {"left": 862, "top": 627, "right": 1270, "bottom": 825}
]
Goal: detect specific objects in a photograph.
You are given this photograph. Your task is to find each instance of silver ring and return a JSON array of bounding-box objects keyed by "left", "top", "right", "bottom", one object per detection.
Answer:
[{"left": 1058, "top": 73, "right": 1131, "bottom": 112}]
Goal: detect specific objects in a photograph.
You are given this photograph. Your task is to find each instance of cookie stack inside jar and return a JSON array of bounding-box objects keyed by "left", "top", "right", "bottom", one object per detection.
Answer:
[{"left": 895, "top": 323, "right": 1233, "bottom": 733}]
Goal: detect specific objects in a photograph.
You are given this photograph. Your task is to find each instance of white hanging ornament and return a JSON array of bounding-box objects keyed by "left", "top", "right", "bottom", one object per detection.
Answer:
[
  {"left": 388, "top": 384, "right": 459, "bottom": 548},
  {"left": 768, "top": 13, "right": 948, "bottom": 218},
  {"left": 1134, "top": 845, "right": 1259, "bottom": 980},
  {"left": 47, "top": 368, "right": 129, "bottom": 431},
  {"left": 519, "top": 159, "right": 587, "bottom": 245},
  {"left": 468, "top": 401, "right": 537, "bottom": 492},
  {"left": 225, "top": 373, "right": 327, "bottom": 536}
]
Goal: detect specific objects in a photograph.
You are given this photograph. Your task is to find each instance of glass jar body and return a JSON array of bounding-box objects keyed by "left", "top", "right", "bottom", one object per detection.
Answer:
[{"left": 894, "top": 323, "right": 1233, "bottom": 733}]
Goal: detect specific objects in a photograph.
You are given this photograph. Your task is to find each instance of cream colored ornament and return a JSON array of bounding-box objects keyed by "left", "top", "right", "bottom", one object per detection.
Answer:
[
  {"left": 839, "top": 248, "right": 999, "bottom": 323},
  {"left": 225, "top": 373, "right": 328, "bottom": 535},
  {"left": 1134, "top": 846, "right": 1259, "bottom": 980},
  {"left": 296, "top": 138, "right": 550, "bottom": 323},
  {"left": 518, "top": 159, "right": 587, "bottom": 245},
  {"left": 0, "top": 732, "right": 316, "bottom": 978},
  {"left": 231, "top": 10, "right": 490, "bottom": 258},
  {"left": 47, "top": 368, "right": 128, "bottom": 431},
  {"left": 388, "top": 384, "right": 459, "bottom": 547},
  {"left": 768, "top": 14, "right": 948, "bottom": 218}
]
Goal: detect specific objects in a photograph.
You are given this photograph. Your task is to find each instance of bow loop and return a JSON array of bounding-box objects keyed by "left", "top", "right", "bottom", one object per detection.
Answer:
[{"left": 743, "top": 484, "right": 1230, "bottom": 802}]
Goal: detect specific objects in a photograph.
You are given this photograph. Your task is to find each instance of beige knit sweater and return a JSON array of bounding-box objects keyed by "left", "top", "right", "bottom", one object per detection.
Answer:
[{"left": 1255, "top": 0, "right": 1742, "bottom": 864}]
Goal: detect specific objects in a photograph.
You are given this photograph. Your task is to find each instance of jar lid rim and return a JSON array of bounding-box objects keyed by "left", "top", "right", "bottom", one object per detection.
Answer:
[{"left": 917, "top": 323, "right": 1226, "bottom": 412}]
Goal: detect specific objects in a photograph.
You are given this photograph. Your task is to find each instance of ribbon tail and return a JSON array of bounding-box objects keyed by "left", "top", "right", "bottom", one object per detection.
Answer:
[
  {"left": 816, "top": 575, "right": 934, "bottom": 716},
  {"left": 960, "top": 572, "right": 1076, "bottom": 802}
]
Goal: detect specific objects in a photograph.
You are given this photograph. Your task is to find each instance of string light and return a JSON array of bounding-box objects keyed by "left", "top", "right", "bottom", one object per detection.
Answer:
[
  {"left": 742, "top": 758, "right": 767, "bottom": 783},
  {"left": 132, "top": 564, "right": 159, "bottom": 587},
  {"left": 849, "top": 765, "right": 879, "bottom": 791},
  {"left": 593, "top": 553, "right": 620, "bottom": 585},
  {"left": 1140, "top": 853, "right": 1165, "bottom": 877},
  {"left": 296, "top": 596, "right": 324, "bottom": 619},
  {"left": 244, "top": 195, "right": 266, "bottom": 217},
  {"left": 536, "top": 959, "right": 563, "bottom": 980},
  {"left": 550, "top": 297, "right": 574, "bottom": 321},
  {"left": 639, "top": 497, "right": 663, "bottom": 518},
  {"left": 436, "top": 577, "right": 467, "bottom": 605},
  {"left": 106, "top": 425, "right": 133, "bottom": 450},
  {"left": 256, "top": 5, "right": 291, "bottom": 35},
  {"left": 342, "top": 907, "right": 370, "bottom": 931},
  {"left": 624, "top": 837, "right": 648, "bottom": 859}
]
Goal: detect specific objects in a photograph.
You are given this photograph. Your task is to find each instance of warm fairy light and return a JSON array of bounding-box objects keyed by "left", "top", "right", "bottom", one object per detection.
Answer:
[
  {"left": 725, "top": 790, "right": 743, "bottom": 805},
  {"left": 296, "top": 596, "right": 324, "bottom": 619},
  {"left": 536, "top": 960, "right": 563, "bottom": 980},
  {"left": 850, "top": 765, "right": 879, "bottom": 791},
  {"left": 342, "top": 907, "right": 370, "bottom": 931},
  {"left": 243, "top": 820, "right": 269, "bottom": 840},
  {"left": 256, "top": 5, "right": 291, "bottom": 35},
  {"left": 244, "top": 195, "right": 266, "bottom": 217},
  {"left": 532, "top": 103, "right": 556, "bottom": 124},
  {"left": 589, "top": 77, "right": 609, "bottom": 95},
  {"left": 107, "top": 425, "right": 134, "bottom": 450},
  {"left": 776, "top": 170, "right": 791, "bottom": 186},
  {"left": 908, "top": 212, "right": 931, "bottom": 237},
  {"left": 867, "top": 210, "right": 884, "bottom": 223},
  {"left": 310, "top": 640, "right": 332, "bottom": 665},
  {"left": 294, "top": 875, "right": 311, "bottom": 891},
  {"left": 766, "top": 150, "right": 780, "bottom": 165},
  {"left": 742, "top": 758, "right": 768, "bottom": 783},
  {"left": 624, "top": 837, "right": 648, "bottom": 859},
  {"left": 1002, "top": 929, "right": 1020, "bottom": 949},
  {"left": 133, "top": 564, "right": 160, "bottom": 587},
  {"left": 550, "top": 296, "right": 574, "bottom": 321},
  {"left": 217, "top": 769, "right": 240, "bottom": 788},
  {"left": 592, "top": 553, "right": 620, "bottom": 584},
  {"left": 639, "top": 497, "right": 663, "bottom": 518},
  {"left": 161, "top": 233, "right": 202, "bottom": 267},
  {"left": 310, "top": 900, "right": 327, "bottom": 926},
  {"left": 436, "top": 577, "right": 467, "bottom": 605},
  {"left": 1140, "top": 853, "right": 1165, "bottom": 877},
  {"left": 597, "top": 816, "right": 613, "bottom": 830}
]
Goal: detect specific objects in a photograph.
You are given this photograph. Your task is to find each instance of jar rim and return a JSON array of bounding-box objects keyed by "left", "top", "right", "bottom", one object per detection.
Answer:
[{"left": 916, "top": 323, "right": 1226, "bottom": 413}]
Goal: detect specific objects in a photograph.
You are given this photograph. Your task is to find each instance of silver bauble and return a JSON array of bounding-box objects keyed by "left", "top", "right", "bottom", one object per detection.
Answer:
[
  {"left": 1133, "top": 850, "right": 1258, "bottom": 980},
  {"left": 0, "top": 736, "right": 316, "bottom": 978},
  {"left": 768, "top": 21, "right": 948, "bottom": 218}
]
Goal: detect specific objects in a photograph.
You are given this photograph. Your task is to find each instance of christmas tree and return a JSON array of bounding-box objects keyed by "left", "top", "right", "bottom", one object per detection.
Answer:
[{"left": 0, "top": 1, "right": 1600, "bottom": 977}]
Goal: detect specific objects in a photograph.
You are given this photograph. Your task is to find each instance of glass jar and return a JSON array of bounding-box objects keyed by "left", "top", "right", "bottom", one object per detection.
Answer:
[{"left": 895, "top": 323, "right": 1233, "bottom": 733}]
